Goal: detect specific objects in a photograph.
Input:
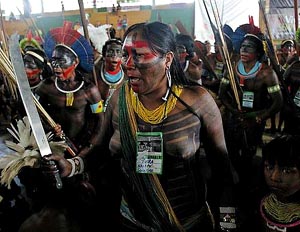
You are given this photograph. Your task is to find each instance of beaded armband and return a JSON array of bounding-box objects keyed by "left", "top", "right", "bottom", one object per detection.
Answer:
[
  {"left": 267, "top": 84, "right": 280, "bottom": 94},
  {"left": 66, "top": 156, "right": 85, "bottom": 178},
  {"left": 221, "top": 78, "right": 230, "bottom": 85},
  {"left": 90, "top": 100, "right": 104, "bottom": 113}
]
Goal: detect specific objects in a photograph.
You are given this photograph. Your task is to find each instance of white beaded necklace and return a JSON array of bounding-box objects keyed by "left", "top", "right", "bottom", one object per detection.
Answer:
[
  {"left": 54, "top": 77, "right": 84, "bottom": 106},
  {"left": 55, "top": 77, "right": 84, "bottom": 94}
]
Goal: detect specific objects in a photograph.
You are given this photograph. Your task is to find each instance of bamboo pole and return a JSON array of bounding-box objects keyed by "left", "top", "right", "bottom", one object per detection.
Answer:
[
  {"left": 78, "top": 0, "right": 98, "bottom": 86},
  {"left": 207, "top": 0, "right": 241, "bottom": 110},
  {"left": 295, "top": 0, "right": 298, "bottom": 33}
]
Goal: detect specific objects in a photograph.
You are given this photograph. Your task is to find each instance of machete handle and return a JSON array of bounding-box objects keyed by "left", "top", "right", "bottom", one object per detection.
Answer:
[{"left": 46, "top": 159, "right": 63, "bottom": 189}]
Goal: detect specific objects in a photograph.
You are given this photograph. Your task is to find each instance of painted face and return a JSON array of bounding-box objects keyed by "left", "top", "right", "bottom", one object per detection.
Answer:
[
  {"left": 23, "top": 55, "right": 42, "bottom": 85},
  {"left": 51, "top": 46, "right": 77, "bottom": 80},
  {"left": 105, "top": 43, "right": 122, "bottom": 58},
  {"left": 264, "top": 161, "right": 300, "bottom": 199},
  {"left": 240, "top": 39, "right": 258, "bottom": 62},
  {"left": 122, "top": 32, "right": 163, "bottom": 70},
  {"left": 282, "top": 42, "right": 295, "bottom": 54},
  {"left": 176, "top": 45, "right": 188, "bottom": 62},
  {"left": 121, "top": 30, "right": 167, "bottom": 94},
  {"left": 105, "top": 43, "right": 122, "bottom": 72}
]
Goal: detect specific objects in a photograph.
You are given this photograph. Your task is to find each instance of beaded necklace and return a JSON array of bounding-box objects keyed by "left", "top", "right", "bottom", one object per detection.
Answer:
[
  {"left": 130, "top": 85, "right": 183, "bottom": 124},
  {"left": 30, "top": 77, "right": 43, "bottom": 90},
  {"left": 236, "top": 60, "right": 262, "bottom": 86},
  {"left": 100, "top": 63, "right": 124, "bottom": 87},
  {"left": 260, "top": 193, "right": 300, "bottom": 228},
  {"left": 100, "top": 63, "right": 124, "bottom": 111}
]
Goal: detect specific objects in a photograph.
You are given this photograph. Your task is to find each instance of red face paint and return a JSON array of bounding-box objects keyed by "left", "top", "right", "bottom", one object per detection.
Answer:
[
  {"left": 122, "top": 40, "right": 162, "bottom": 69},
  {"left": 106, "top": 60, "right": 122, "bottom": 74},
  {"left": 60, "top": 64, "right": 76, "bottom": 80},
  {"left": 26, "top": 68, "right": 41, "bottom": 79}
]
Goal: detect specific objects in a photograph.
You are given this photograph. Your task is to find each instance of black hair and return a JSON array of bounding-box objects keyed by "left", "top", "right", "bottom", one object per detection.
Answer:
[
  {"left": 102, "top": 38, "right": 123, "bottom": 57},
  {"left": 281, "top": 39, "right": 295, "bottom": 49},
  {"left": 262, "top": 135, "right": 300, "bottom": 169},
  {"left": 24, "top": 48, "right": 46, "bottom": 69},
  {"left": 24, "top": 48, "right": 53, "bottom": 78},
  {"left": 123, "top": 21, "right": 188, "bottom": 86},
  {"left": 175, "top": 34, "right": 195, "bottom": 59}
]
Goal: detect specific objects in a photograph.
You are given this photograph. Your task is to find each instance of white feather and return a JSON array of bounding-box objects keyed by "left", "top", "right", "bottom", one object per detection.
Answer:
[
  {"left": 1, "top": 116, "right": 68, "bottom": 189},
  {"left": 77, "top": 24, "right": 111, "bottom": 54}
]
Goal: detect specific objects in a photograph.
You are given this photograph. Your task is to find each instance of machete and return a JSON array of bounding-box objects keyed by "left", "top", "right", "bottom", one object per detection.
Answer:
[{"left": 9, "top": 33, "right": 63, "bottom": 189}]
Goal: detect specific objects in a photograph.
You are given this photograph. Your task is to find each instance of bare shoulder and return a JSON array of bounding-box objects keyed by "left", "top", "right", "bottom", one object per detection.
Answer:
[
  {"left": 36, "top": 78, "right": 55, "bottom": 95},
  {"left": 84, "top": 81, "right": 102, "bottom": 102},
  {"left": 182, "top": 85, "right": 215, "bottom": 102},
  {"left": 260, "top": 64, "right": 280, "bottom": 85},
  {"left": 178, "top": 85, "right": 218, "bottom": 111}
]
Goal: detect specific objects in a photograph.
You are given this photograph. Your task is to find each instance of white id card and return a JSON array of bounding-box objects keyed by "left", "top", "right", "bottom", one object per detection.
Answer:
[
  {"left": 242, "top": 91, "right": 254, "bottom": 108},
  {"left": 136, "top": 132, "right": 163, "bottom": 175}
]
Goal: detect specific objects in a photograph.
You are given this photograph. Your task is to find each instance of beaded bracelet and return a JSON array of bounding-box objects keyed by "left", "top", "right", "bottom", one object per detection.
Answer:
[
  {"left": 73, "top": 156, "right": 84, "bottom": 175},
  {"left": 67, "top": 158, "right": 76, "bottom": 177},
  {"left": 66, "top": 156, "right": 85, "bottom": 178}
]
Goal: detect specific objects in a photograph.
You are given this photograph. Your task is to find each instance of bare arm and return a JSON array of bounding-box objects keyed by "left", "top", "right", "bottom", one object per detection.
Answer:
[{"left": 257, "top": 68, "right": 283, "bottom": 121}]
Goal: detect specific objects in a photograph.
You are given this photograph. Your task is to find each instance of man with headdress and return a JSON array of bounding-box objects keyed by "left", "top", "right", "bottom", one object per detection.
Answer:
[
  {"left": 219, "top": 27, "right": 283, "bottom": 223},
  {"left": 37, "top": 21, "right": 103, "bottom": 157},
  {"left": 18, "top": 21, "right": 108, "bottom": 231}
]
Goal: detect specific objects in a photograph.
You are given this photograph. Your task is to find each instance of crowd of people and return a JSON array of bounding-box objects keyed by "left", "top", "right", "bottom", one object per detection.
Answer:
[{"left": 0, "top": 16, "right": 300, "bottom": 232}]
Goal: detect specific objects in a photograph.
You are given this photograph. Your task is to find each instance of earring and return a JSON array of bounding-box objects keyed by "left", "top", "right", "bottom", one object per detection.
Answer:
[
  {"left": 166, "top": 66, "right": 172, "bottom": 88},
  {"left": 162, "top": 66, "right": 172, "bottom": 101}
]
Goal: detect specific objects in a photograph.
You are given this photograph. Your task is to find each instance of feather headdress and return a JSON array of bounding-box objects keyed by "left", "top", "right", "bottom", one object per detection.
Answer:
[
  {"left": 44, "top": 21, "right": 94, "bottom": 73},
  {"left": 231, "top": 22, "right": 262, "bottom": 52},
  {"left": 231, "top": 19, "right": 274, "bottom": 63},
  {"left": 0, "top": 116, "right": 67, "bottom": 189},
  {"left": 19, "top": 30, "right": 42, "bottom": 52},
  {"left": 77, "top": 23, "right": 111, "bottom": 54}
]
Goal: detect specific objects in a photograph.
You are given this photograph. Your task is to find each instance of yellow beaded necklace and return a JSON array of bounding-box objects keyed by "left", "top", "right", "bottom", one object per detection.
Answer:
[
  {"left": 261, "top": 193, "right": 300, "bottom": 224},
  {"left": 130, "top": 85, "right": 183, "bottom": 124}
]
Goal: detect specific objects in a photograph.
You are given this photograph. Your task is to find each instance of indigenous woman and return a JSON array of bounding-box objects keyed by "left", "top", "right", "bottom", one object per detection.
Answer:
[
  {"left": 37, "top": 21, "right": 103, "bottom": 158},
  {"left": 44, "top": 21, "right": 236, "bottom": 231}
]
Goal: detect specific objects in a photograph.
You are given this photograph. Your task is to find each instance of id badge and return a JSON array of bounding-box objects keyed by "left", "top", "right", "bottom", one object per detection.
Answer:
[
  {"left": 294, "top": 90, "right": 300, "bottom": 107},
  {"left": 242, "top": 91, "right": 254, "bottom": 108},
  {"left": 136, "top": 132, "right": 163, "bottom": 175}
]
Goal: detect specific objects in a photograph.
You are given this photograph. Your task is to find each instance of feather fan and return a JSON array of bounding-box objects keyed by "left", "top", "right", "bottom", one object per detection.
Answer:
[{"left": 0, "top": 116, "right": 68, "bottom": 189}]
